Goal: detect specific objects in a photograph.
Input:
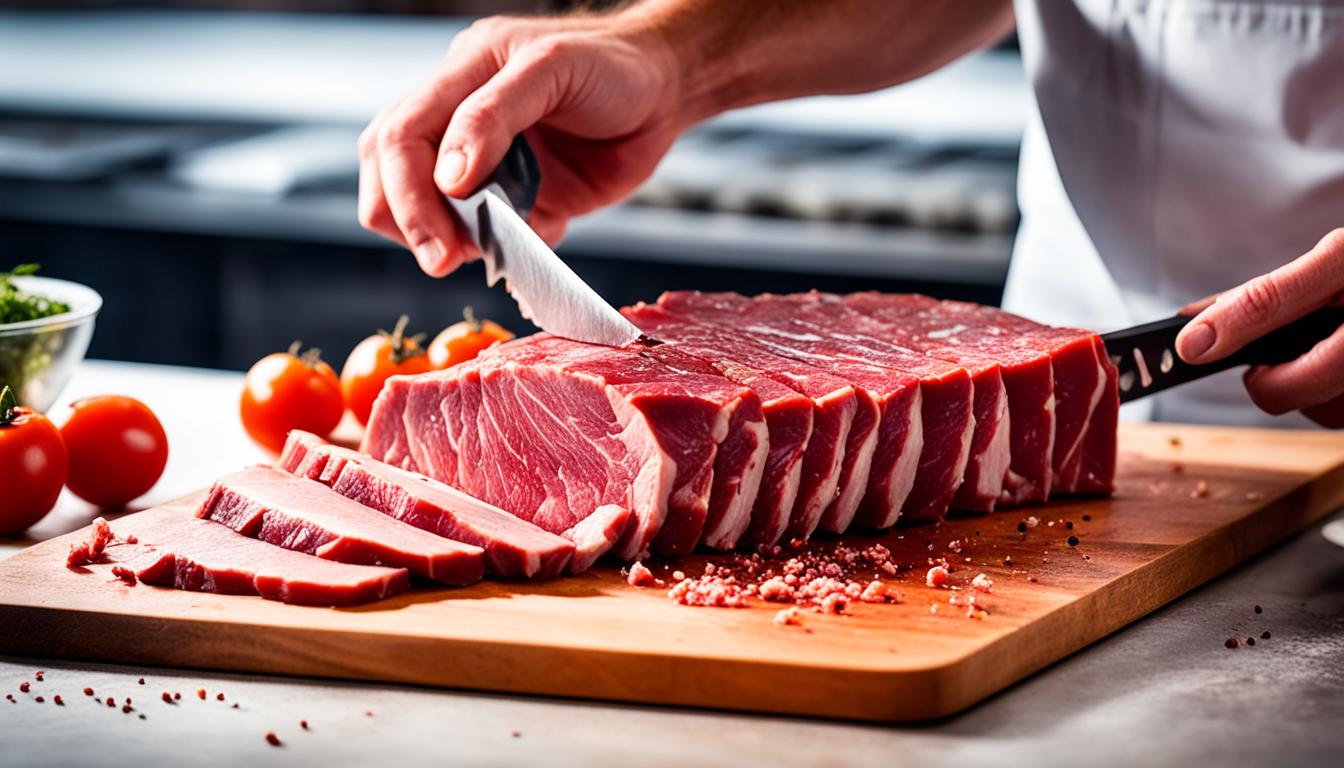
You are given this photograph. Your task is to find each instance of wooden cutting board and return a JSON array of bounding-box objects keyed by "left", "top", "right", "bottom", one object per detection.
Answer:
[{"left": 2, "top": 423, "right": 1342, "bottom": 722}]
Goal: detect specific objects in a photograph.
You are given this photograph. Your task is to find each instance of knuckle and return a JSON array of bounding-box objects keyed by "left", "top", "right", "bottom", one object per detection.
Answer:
[
  {"left": 376, "top": 119, "right": 416, "bottom": 150},
  {"left": 1237, "top": 276, "right": 1283, "bottom": 326},
  {"left": 357, "top": 125, "right": 379, "bottom": 156}
]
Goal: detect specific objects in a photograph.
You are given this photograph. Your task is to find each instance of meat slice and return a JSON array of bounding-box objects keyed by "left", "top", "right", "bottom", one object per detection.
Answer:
[
  {"left": 198, "top": 466, "right": 485, "bottom": 585},
  {"left": 363, "top": 334, "right": 767, "bottom": 562},
  {"left": 624, "top": 302, "right": 861, "bottom": 542},
  {"left": 742, "top": 292, "right": 978, "bottom": 523},
  {"left": 110, "top": 506, "right": 408, "bottom": 606},
  {"left": 844, "top": 292, "right": 1117, "bottom": 498},
  {"left": 658, "top": 291, "right": 930, "bottom": 529},
  {"left": 278, "top": 431, "right": 576, "bottom": 579},
  {"left": 624, "top": 303, "right": 819, "bottom": 546}
]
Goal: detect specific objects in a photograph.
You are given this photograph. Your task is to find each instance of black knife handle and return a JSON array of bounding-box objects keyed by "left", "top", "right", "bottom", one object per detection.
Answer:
[
  {"left": 1104, "top": 306, "right": 1344, "bottom": 403},
  {"left": 476, "top": 134, "right": 541, "bottom": 219}
]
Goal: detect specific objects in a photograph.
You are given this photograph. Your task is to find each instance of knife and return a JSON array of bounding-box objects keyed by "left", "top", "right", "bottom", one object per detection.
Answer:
[
  {"left": 444, "top": 135, "right": 643, "bottom": 348},
  {"left": 1103, "top": 306, "right": 1344, "bottom": 403}
]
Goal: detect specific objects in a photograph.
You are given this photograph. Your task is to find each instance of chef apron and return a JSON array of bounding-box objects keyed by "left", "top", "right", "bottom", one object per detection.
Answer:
[{"left": 1004, "top": 0, "right": 1344, "bottom": 427}]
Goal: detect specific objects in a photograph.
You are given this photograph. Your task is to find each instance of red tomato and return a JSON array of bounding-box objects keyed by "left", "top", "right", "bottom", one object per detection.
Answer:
[
  {"left": 427, "top": 307, "right": 514, "bottom": 370},
  {"left": 341, "top": 315, "right": 432, "bottom": 427},
  {"left": 59, "top": 395, "right": 168, "bottom": 508},
  {"left": 241, "top": 343, "right": 344, "bottom": 454},
  {"left": 0, "top": 386, "right": 67, "bottom": 534}
]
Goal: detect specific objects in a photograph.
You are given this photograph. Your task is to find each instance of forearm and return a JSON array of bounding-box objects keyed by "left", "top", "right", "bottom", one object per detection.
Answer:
[{"left": 614, "top": 0, "right": 1015, "bottom": 124}]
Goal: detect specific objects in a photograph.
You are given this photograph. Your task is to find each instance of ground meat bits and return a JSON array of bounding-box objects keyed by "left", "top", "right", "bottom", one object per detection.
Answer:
[
  {"left": 625, "top": 561, "right": 657, "bottom": 587},
  {"left": 66, "top": 517, "right": 114, "bottom": 567}
]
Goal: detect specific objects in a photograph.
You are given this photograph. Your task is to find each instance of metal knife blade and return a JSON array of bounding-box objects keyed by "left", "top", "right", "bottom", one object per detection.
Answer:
[
  {"left": 444, "top": 136, "right": 643, "bottom": 348},
  {"left": 1102, "top": 306, "right": 1344, "bottom": 403}
]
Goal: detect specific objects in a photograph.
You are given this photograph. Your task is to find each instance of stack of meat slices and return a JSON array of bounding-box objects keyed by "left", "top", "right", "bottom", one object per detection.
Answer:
[
  {"left": 363, "top": 291, "right": 1118, "bottom": 560},
  {"left": 96, "top": 291, "right": 1116, "bottom": 608}
]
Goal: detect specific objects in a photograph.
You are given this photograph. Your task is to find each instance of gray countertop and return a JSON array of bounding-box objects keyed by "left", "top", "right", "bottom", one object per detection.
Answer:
[{"left": 2, "top": 361, "right": 1341, "bottom": 767}]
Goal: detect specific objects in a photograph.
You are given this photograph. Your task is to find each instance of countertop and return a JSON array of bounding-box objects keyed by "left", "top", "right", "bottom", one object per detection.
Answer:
[{"left": 2, "top": 360, "right": 1342, "bottom": 767}]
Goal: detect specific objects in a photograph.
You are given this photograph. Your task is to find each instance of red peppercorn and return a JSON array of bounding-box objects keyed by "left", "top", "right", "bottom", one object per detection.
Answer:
[
  {"left": 35, "top": 672, "right": 44, "bottom": 681},
  {"left": 1224, "top": 637, "right": 1239, "bottom": 649},
  {"left": 265, "top": 732, "right": 282, "bottom": 747},
  {"left": 1246, "top": 637, "right": 1256, "bottom": 646},
  {"left": 106, "top": 697, "right": 115, "bottom": 708},
  {"left": 1262, "top": 631, "right": 1271, "bottom": 639},
  {"left": 138, "top": 678, "right": 145, "bottom": 685},
  {"left": 1254, "top": 605, "right": 1263, "bottom": 614},
  {"left": 173, "top": 692, "right": 181, "bottom": 701},
  {"left": 84, "top": 687, "right": 94, "bottom": 697},
  {"left": 35, "top": 696, "right": 44, "bottom": 703},
  {"left": 122, "top": 704, "right": 133, "bottom": 714},
  {"left": 54, "top": 695, "right": 64, "bottom": 706},
  {"left": 19, "top": 682, "right": 29, "bottom": 693},
  {"left": 232, "top": 703, "right": 239, "bottom": 709},
  {"left": 197, "top": 689, "right": 206, "bottom": 700},
  {"left": 217, "top": 693, "right": 225, "bottom": 701},
  {"left": 300, "top": 720, "right": 309, "bottom": 730},
  {"left": 162, "top": 692, "right": 173, "bottom": 704}
]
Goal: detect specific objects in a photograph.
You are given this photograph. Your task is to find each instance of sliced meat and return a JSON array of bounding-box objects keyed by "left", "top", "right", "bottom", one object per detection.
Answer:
[
  {"left": 624, "top": 302, "right": 858, "bottom": 542},
  {"left": 658, "top": 291, "right": 925, "bottom": 530},
  {"left": 110, "top": 506, "right": 408, "bottom": 606},
  {"left": 278, "top": 431, "right": 575, "bottom": 579},
  {"left": 363, "top": 334, "right": 767, "bottom": 561},
  {"left": 843, "top": 292, "right": 1057, "bottom": 505},
  {"left": 743, "top": 292, "right": 977, "bottom": 523},
  {"left": 198, "top": 466, "right": 485, "bottom": 585}
]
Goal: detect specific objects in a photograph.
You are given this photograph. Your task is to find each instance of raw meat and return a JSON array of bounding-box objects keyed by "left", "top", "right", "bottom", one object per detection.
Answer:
[
  {"left": 624, "top": 303, "right": 844, "bottom": 545},
  {"left": 278, "top": 431, "right": 576, "bottom": 579},
  {"left": 199, "top": 466, "right": 486, "bottom": 585},
  {"left": 363, "top": 334, "right": 768, "bottom": 562},
  {"left": 659, "top": 291, "right": 943, "bottom": 527},
  {"left": 110, "top": 506, "right": 408, "bottom": 606}
]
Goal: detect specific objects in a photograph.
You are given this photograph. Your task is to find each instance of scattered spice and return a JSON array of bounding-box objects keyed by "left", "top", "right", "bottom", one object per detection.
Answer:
[
  {"left": 106, "top": 697, "right": 115, "bottom": 708},
  {"left": 773, "top": 607, "right": 803, "bottom": 627},
  {"left": 174, "top": 692, "right": 181, "bottom": 701},
  {"left": 161, "top": 692, "right": 173, "bottom": 704},
  {"left": 137, "top": 678, "right": 145, "bottom": 686},
  {"left": 1254, "top": 605, "right": 1263, "bottom": 614},
  {"left": 126, "top": 534, "right": 139, "bottom": 545},
  {"left": 84, "top": 687, "right": 94, "bottom": 697},
  {"left": 511, "top": 731, "right": 521, "bottom": 738},
  {"left": 35, "top": 696, "right": 44, "bottom": 703},
  {"left": 19, "top": 682, "right": 29, "bottom": 693},
  {"left": 1261, "top": 631, "right": 1271, "bottom": 640},
  {"left": 1016, "top": 521, "right": 1027, "bottom": 533},
  {"left": 300, "top": 720, "right": 310, "bottom": 730},
  {"left": 265, "top": 732, "right": 282, "bottom": 747},
  {"left": 365, "top": 710, "right": 374, "bottom": 717},
  {"left": 1082, "top": 514, "right": 1092, "bottom": 522},
  {"left": 1191, "top": 480, "right": 1210, "bottom": 499},
  {"left": 217, "top": 693, "right": 225, "bottom": 701},
  {"left": 1246, "top": 637, "right": 1256, "bottom": 646},
  {"left": 34, "top": 671, "right": 44, "bottom": 682},
  {"left": 197, "top": 689, "right": 207, "bottom": 700},
  {"left": 1168, "top": 435, "right": 1182, "bottom": 447},
  {"left": 1225, "top": 637, "right": 1239, "bottom": 649},
  {"left": 122, "top": 704, "right": 133, "bottom": 714},
  {"left": 232, "top": 703, "right": 240, "bottom": 709},
  {"left": 1067, "top": 535, "right": 1080, "bottom": 547},
  {"left": 5, "top": 694, "right": 13, "bottom": 703},
  {"left": 53, "top": 695, "right": 63, "bottom": 706}
]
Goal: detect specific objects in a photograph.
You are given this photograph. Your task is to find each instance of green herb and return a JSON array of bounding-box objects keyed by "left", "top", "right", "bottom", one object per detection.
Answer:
[
  {"left": 0, "top": 264, "right": 74, "bottom": 408},
  {"left": 0, "top": 264, "right": 69, "bottom": 325}
]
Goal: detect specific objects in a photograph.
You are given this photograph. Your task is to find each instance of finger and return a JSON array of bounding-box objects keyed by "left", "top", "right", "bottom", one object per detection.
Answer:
[
  {"left": 357, "top": 100, "right": 408, "bottom": 246},
  {"left": 436, "top": 40, "right": 572, "bottom": 197},
  {"left": 1242, "top": 325, "right": 1344, "bottom": 415},
  {"left": 1178, "top": 292, "right": 1219, "bottom": 317},
  {"left": 1301, "top": 391, "right": 1344, "bottom": 429},
  {"left": 1177, "top": 229, "right": 1344, "bottom": 364}
]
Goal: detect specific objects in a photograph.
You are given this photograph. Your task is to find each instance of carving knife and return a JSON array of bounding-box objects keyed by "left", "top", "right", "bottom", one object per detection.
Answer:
[
  {"left": 1102, "top": 306, "right": 1344, "bottom": 403},
  {"left": 443, "top": 135, "right": 643, "bottom": 348}
]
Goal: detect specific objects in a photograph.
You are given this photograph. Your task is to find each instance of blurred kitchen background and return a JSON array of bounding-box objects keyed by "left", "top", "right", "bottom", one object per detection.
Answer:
[{"left": 0, "top": 1, "right": 1025, "bottom": 370}]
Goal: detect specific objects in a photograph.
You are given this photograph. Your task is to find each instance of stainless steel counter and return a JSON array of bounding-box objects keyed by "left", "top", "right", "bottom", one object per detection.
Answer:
[{"left": 1, "top": 361, "right": 1341, "bottom": 767}]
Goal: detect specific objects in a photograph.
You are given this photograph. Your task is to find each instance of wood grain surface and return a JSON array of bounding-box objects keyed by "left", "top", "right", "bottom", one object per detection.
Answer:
[{"left": 2, "top": 422, "right": 1341, "bottom": 722}]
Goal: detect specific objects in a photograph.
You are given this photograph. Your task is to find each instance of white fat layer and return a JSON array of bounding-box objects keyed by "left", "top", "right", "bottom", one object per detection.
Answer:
[
  {"left": 818, "top": 394, "right": 883, "bottom": 534},
  {"left": 1056, "top": 347, "right": 1107, "bottom": 492},
  {"left": 946, "top": 388, "right": 976, "bottom": 498},
  {"left": 866, "top": 387, "right": 925, "bottom": 529},
  {"left": 974, "top": 384, "right": 1012, "bottom": 503},
  {"left": 789, "top": 394, "right": 855, "bottom": 538},
  {"left": 606, "top": 387, "right": 676, "bottom": 561},
  {"left": 1041, "top": 389, "right": 1057, "bottom": 499},
  {"left": 762, "top": 450, "right": 805, "bottom": 545},
  {"left": 564, "top": 504, "right": 629, "bottom": 573},
  {"left": 702, "top": 412, "right": 770, "bottom": 550},
  {"left": 744, "top": 324, "right": 824, "bottom": 343}
]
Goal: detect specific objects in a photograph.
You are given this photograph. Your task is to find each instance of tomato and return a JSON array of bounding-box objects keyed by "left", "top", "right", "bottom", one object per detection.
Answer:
[
  {"left": 59, "top": 395, "right": 169, "bottom": 508},
  {"left": 427, "top": 307, "right": 514, "bottom": 370},
  {"left": 0, "top": 386, "right": 67, "bottom": 534},
  {"left": 241, "top": 343, "right": 344, "bottom": 454},
  {"left": 341, "top": 315, "right": 432, "bottom": 427}
]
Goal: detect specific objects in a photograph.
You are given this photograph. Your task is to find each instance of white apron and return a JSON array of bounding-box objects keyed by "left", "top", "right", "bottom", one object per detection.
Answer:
[{"left": 1005, "top": 0, "right": 1344, "bottom": 427}]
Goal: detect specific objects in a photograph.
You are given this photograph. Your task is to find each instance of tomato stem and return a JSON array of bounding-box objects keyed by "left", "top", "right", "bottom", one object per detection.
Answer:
[
  {"left": 287, "top": 340, "right": 303, "bottom": 357},
  {"left": 380, "top": 314, "right": 427, "bottom": 365},
  {"left": 0, "top": 385, "right": 15, "bottom": 424},
  {"left": 463, "top": 306, "right": 483, "bottom": 334}
]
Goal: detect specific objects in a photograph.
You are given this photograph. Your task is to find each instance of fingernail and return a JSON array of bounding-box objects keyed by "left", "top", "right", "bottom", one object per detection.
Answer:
[
  {"left": 435, "top": 150, "right": 467, "bottom": 190},
  {"left": 414, "top": 239, "right": 447, "bottom": 274},
  {"left": 1178, "top": 322, "right": 1215, "bottom": 362}
]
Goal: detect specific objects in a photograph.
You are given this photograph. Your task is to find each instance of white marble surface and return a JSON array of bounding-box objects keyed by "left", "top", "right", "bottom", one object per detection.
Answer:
[{"left": 1, "top": 360, "right": 1342, "bottom": 767}]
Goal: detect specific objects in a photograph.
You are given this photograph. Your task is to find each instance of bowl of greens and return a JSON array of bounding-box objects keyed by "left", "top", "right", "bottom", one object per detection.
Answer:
[{"left": 0, "top": 264, "right": 101, "bottom": 413}]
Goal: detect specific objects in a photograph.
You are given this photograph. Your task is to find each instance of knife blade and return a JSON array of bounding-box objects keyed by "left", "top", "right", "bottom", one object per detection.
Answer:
[
  {"left": 1102, "top": 305, "right": 1344, "bottom": 403},
  {"left": 444, "top": 136, "right": 643, "bottom": 348}
]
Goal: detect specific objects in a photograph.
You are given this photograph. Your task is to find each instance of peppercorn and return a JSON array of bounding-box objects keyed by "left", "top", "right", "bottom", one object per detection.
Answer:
[
  {"left": 1067, "top": 535, "right": 1079, "bottom": 547},
  {"left": 1246, "top": 637, "right": 1256, "bottom": 646},
  {"left": 1261, "top": 631, "right": 1271, "bottom": 639},
  {"left": 265, "top": 732, "right": 282, "bottom": 747},
  {"left": 1225, "top": 637, "right": 1238, "bottom": 649},
  {"left": 1082, "top": 514, "right": 1092, "bottom": 522},
  {"left": 1017, "top": 521, "right": 1027, "bottom": 533},
  {"left": 1254, "top": 605, "right": 1263, "bottom": 614}
]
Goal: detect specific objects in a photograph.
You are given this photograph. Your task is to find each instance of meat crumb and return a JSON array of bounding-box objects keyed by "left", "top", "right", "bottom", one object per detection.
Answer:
[
  {"left": 1254, "top": 604, "right": 1263, "bottom": 614},
  {"left": 819, "top": 593, "right": 848, "bottom": 615},
  {"left": 34, "top": 671, "right": 43, "bottom": 682},
  {"left": 125, "top": 534, "right": 139, "bottom": 545},
  {"left": 217, "top": 693, "right": 225, "bottom": 701},
  {"left": 1225, "top": 637, "right": 1239, "bottom": 649},
  {"left": 66, "top": 517, "right": 114, "bottom": 567},
  {"left": 111, "top": 565, "right": 138, "bottom": 585},
  {"left": 925, "top": 565, "right": 950, "bottom": 589},
  {"left": 971, "top": 573, "right": 994, "bottom": 593},
  {"left": 19, "top": 682, "right": 29, "bottom": 693},
  {"left": 265, "top": 732, "right": 282, "bottom": 747},
  {"left": 668, "top": 576, "right": 749, "bottom": 608},
  {"left": 773, "top": 607, "right": 803, "bottom": 627},
  {"left": 1025, "top": 516, "right": 1040, "bottom": 529},
  {"left": 197, "top": 689, "right": 207, "bottom": 700},
  {"left": 625, "top": 561, "right": 657, "bottom": 588},
  {"left": 84, "top": 687, "right": 94, "bottom": 697},
  {"left": 671, "top": 570, "right": 685, "bottom": 581},
  {"left": 161, "top": 692, "right": 173, "bottom": 704},
  {"left": 860, "top": 580, "right": 889, "bottom": 603}
]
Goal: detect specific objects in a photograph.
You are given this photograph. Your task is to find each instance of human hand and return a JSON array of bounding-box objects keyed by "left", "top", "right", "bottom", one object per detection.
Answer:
[
  {"left": 358, "top": 15, "right": 684, "bottom": 276},
  {"left": 1176, "top": 229, "right": 1344, "bottom": 427}
]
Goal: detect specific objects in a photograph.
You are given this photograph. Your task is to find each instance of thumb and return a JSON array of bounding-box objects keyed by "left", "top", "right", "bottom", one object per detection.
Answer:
[
  {"left": 1176, "top": 229, "right": 1344, "bottom": 364},
  {"left": 435, "top": 42, "right": 567, "bottom": 197}
]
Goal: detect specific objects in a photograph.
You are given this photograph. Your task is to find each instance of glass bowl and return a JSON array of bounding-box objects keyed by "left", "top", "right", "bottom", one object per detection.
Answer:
[{"left": 0, "top": 275, "right": 102, "bottom": 413}]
